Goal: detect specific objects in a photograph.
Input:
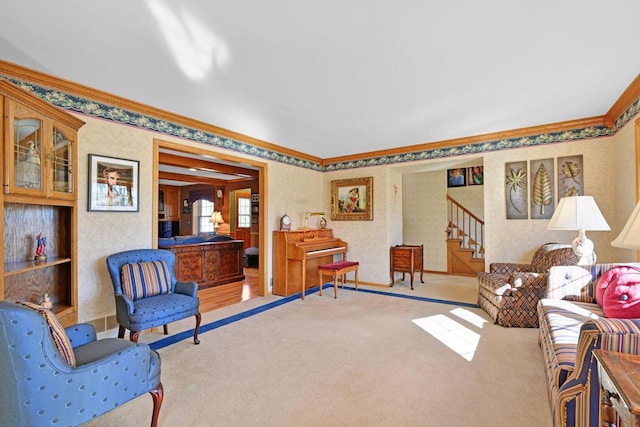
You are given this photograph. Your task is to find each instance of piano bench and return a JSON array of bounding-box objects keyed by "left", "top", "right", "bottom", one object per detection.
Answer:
[{"left": 317, "top": 261, "right": 359, "bottom": 299}]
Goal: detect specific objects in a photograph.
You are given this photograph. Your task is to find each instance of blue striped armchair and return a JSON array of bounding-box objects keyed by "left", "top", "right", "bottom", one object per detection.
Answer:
[{"left": 106, "top": 248, "right": 201, "bottom": 344}]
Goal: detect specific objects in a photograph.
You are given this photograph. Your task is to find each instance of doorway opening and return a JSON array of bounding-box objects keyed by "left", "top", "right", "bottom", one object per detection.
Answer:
[{"left": 153, "top": 138, "right": 268, "bottom": 297}]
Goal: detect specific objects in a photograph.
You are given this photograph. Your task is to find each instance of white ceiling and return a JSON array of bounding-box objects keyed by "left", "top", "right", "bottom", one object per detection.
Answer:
[{"left": 1, "top": 1, "right": 640, "bottom": 159}]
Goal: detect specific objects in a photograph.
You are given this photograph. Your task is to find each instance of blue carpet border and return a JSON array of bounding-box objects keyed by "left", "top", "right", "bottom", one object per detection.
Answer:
[{"left": 150, "top": 284, "right": 479, "bottom": 351}]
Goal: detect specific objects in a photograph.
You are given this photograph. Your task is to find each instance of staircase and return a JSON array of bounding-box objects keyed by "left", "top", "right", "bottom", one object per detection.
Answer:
[{"left": 446, "top": 195, "right": 485, "bottom": 275}]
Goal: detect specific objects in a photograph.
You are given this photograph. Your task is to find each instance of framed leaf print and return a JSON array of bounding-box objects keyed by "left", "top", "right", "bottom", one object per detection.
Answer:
[
  {"left": 505, "top": 161, "right": 528, "bottom": 219},
  {"left": 530, "top": 158, "right": 554, "bottom": 220},
  {"left": 557, "top": 155, "right": 583, "bottom": 197}
]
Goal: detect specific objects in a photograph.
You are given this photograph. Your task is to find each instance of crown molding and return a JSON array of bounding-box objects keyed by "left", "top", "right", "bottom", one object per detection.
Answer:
[
  {"left": 0, "top": 59, "right": 322, "bottom": 165},
  {"left": 322, "top": 116, "right": 606, "bottom": 166},
  {"left": 605, "top": 74, "right": 640, "bottom": 129},
  {"left": 0, "top": 59, "right": 638, "bottom": 172}
]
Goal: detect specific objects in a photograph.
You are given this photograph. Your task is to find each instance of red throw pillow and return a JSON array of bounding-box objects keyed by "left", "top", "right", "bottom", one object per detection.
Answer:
[{"left": 596, "top": 266, "right": 640, "bottom": 318}]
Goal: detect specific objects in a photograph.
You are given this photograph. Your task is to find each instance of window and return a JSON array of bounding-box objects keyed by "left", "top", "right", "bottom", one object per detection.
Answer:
[
  {"left": 195, "top": 199, "right": 215, "bottom": 232},
  {"left": 238, "top": 197, "right": 251, "bottom": 228}
]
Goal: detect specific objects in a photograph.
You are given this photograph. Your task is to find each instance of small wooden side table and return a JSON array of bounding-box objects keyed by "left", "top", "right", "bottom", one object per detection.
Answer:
[
  {"left": 594, "top": 349, "right": 640, "bottom": 427},
  {"left": 389, "top": 244, "right": 424, "bottom": 290}
]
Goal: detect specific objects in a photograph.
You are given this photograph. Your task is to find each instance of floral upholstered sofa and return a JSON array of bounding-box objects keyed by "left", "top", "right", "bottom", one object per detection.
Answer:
[
  {"left": 478, "top": 243, "right": 582, "bottom": 327},
  {"left": 538, "top": 263, "right": 640, "bottom": 427}
]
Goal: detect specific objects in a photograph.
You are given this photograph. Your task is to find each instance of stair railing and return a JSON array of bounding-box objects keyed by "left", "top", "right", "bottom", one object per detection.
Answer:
[{"left": 446, "top": 195, "right": 485, "bottom": 259}]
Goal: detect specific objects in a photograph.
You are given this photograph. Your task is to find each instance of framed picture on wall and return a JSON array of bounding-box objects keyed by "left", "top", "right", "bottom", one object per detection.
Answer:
[
  {"left": 447, "top": 168, "right": 466, "bottom": 187},
  {"left": 467, "top": 166, "right": 484, "bottom": 185},
  {"left": 505, "top": 161, "right": 528, "bottom": 219},
  {"left": 557, "top": 155, "right": 583, "bottom": 197},
  {"left": 330, "top": 177, "right": 373, "bottom": 221},
  {"left": 88, "top": 154, "right": 139, "bottom": 212},
  {"left": 530, "top": 158, "right": 555, "bottom": 220}
]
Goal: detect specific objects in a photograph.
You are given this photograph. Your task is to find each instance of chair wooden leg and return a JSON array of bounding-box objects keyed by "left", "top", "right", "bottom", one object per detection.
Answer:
[
  {"left": 130, "top": 330, "right": 141, "bottom": 343},
  {"left": 149, "top": 383, "right": 164, "bottom": 427},
  {"left": 163, "top": 324, "right": 169, "bottom": 335},
  {"left": 318, "top": 270, "right": 323, "bottom": 296},
  {"left": 333, "top": 274, "right": 338, "bottom": 298},
  {"left": 193, "top": 313, "right": 201, "bottom": 345},
  {"left": 118, "top": 325, "right": 126, "bottom": 339}
]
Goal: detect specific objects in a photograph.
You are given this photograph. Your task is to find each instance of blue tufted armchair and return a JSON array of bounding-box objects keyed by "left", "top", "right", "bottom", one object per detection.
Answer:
[
  {"left": 106, "top": 248, "right": 201, "bottom": 344},
  {"left": 0, "top": 300, "right": 163, "bottom": 426}
]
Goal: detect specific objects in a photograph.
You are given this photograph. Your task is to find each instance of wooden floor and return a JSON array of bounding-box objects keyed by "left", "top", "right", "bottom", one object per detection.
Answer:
[{"left": 198, "top": 267, "right": 260, "bottom": 313}]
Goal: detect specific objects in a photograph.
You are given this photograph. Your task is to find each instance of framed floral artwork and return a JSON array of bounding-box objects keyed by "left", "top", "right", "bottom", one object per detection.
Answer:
[
  {"left": 330, "top": 177, "right": 373, "bottom": 221},
  {"left": 505, "top": 161, "right": 528, "bottom": 219},
  {"left": 530, "top": 158, "right": 555, "bottom": 220},
  {"left": 557, "top": 155, "right": 583, "bottom": 197}
]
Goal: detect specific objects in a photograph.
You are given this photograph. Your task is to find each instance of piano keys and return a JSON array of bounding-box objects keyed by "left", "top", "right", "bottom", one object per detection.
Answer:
[{"left": 273, "top": 229, "right": 348, "bottom": 297}]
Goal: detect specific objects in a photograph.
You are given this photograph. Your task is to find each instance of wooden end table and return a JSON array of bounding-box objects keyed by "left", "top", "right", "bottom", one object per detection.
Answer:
[
  {"left": 594, "top": 349, "right": 640, "bottom": 427},
  {"left": 389, "top": 244, "right": 424, "bottom": 290}
]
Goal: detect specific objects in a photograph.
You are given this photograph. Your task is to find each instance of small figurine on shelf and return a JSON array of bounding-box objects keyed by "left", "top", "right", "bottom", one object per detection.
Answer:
[
  {"left": 34, "top": 232, "right": 47, "bottom": 263},
  {"left": 41, "top": 293, "right": 53, "bottom": 309}
]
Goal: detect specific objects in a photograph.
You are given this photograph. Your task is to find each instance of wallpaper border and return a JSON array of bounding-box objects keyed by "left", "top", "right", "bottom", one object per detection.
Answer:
[{"left": 4, "top": 76, "right": 639, "bottom": 173}]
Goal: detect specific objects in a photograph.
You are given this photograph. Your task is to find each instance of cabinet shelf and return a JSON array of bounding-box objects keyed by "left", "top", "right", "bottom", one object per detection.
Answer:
[
  {"left": 1, "top": 79, "right": 84, "bottom": 327},
  {"left": 4, "top": 257, "right": 72, "bottom": 277}
]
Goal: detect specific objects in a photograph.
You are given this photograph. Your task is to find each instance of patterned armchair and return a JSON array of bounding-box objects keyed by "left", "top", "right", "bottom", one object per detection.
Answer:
[
  {"left": 477, "top": 243, "right": 585, "bottom": 327},
  {"left": 106, "top": 248, "right": 201, "bottom": 344},
  {"left": 0, "top": 300, "right": 163, "bottom": 426}
]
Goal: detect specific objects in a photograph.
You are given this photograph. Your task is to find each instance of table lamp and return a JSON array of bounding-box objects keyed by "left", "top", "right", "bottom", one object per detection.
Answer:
[
  {"left": 209, "top": 211, "right": 224, "bottom": 233},
  {"left": 547, "top": 195, "right": 610, "bottom": 261},
  {"left": 611, "top": 200, "right": 640, "bottom": 249}
]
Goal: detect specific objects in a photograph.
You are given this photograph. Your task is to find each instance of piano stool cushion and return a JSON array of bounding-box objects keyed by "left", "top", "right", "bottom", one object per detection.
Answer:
[{"left": 318, "top": 261, "right": 359, "bottom": 271}]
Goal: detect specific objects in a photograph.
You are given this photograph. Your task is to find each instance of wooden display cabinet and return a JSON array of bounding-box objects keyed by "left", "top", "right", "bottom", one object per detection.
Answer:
[{"left": 1, "top": 79, "right": 84, "bottom": 326}]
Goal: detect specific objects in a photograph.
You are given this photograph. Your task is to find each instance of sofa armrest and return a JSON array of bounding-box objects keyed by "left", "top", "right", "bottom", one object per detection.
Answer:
[
  {"left": 555, "top": 317, "right": 640, "bottom": 426},
  {"left": 510, "top": 272, "right": 546, "bottom": 288},
  {"left": 491, "top": 273, "right": 548, "bottom": 313},
  {"left": 175, "top": 280, "right": 198, "bottom": 297},
  {"left": 115, "top": 293, "right": 134, "bottom": 314},
  {"left": 489, "top": 262, "right": 531, "bottom": 275},
  {"left": 65, "top": 323, "right": 97, "bottom": 348}
]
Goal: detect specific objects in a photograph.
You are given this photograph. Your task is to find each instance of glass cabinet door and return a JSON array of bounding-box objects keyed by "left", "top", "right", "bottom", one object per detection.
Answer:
[
  {"left": 13, "top": 112, "right": 45, "bottom": 193},
  {"left": 52, "top": 126, "right": 74, "bottom": 195}
]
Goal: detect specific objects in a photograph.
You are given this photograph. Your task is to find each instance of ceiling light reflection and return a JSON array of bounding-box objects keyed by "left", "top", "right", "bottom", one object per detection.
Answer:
[{"left": 146, "top": 0, "right": 229, "bottom": 80}]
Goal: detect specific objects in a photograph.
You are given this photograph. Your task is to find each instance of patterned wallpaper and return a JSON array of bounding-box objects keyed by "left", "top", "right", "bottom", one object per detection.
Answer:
[{"left": 2, "top": 73, "right": 639, "bottom": 322}]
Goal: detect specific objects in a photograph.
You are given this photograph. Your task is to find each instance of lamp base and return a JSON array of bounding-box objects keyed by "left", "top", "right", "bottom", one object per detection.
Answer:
[{"left": 572, "top": 229, "right": 596, "bottom": 263}]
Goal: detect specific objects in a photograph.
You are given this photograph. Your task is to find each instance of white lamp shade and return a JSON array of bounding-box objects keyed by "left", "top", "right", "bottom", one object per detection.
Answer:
[
  {"left": 611, "top": 200, "right": 640, "bottom": 249},
  {"left": 547, "top": 196, "right": 610, "bottom": 231},
  {"left": 209, "top": 211, "right": 224, "bottom": 224}
]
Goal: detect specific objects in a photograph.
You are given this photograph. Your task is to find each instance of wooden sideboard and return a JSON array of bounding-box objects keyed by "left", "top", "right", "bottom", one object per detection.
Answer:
[
  {"left": 389, "top": 244, "right": 424, "bottom": 290},
  {"left": 159, "top": 240, "right": 245, "bottom": 289}
]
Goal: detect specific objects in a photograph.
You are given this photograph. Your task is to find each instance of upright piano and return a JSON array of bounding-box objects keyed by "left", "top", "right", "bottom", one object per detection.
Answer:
[{"left": 273, "top": 229, "right": 348, "bottom": 297}]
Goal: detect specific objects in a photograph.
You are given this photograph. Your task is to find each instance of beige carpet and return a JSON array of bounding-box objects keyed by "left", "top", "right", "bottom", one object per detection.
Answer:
[{"left": 85, "top": 275, "right": 552, "bottom": 427}]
